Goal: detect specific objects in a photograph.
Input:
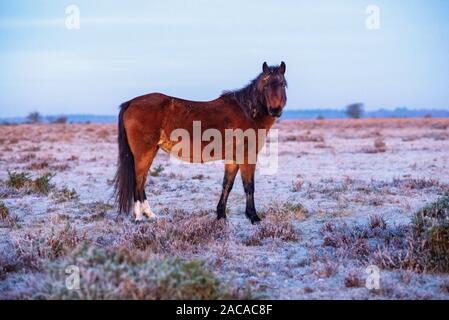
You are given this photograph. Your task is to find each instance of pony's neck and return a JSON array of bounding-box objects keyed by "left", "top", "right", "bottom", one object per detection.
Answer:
[
  {"left": 256, "top": 110, "right": 276, "bottom": 130},
  {"left": 221, "top": 75, "right": 268, "bottom": 121}
]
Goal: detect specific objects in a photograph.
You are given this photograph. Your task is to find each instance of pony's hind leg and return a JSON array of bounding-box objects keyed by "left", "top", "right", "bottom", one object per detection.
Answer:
[
  {"left": 133, "top": 146, "right": 159, "bottom": 221},
  {"left": 140, "top": 170, "right": 157, "bottom": 219},
  {"left": 127, "top": 124, "right": 159, "bottom": 221}
]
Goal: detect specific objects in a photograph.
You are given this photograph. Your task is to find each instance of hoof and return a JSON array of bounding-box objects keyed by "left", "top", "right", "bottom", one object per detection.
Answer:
[
  {"left": 143, "top": 210, "right": 158, "bottom": 220},
  {"left": 216, "top": 206, "right": 227, "bottom": 220},
  {"left": 134, "top": 201, "right": 144, "bottom": 222},
  {"left": 217, "top": 213, "right": 227, "bottom": 220},
  {"left": 216, "top": 205, "right": 226, "bottom": 219},
  {"left": 249, "top": 215, "right": 261, "bottom": 225},
  {"left": 142, "top": 200, "right": 157, "bottom": 220},
  {"left": 134, "top": 216, "right": 144, "bottom": 223}
]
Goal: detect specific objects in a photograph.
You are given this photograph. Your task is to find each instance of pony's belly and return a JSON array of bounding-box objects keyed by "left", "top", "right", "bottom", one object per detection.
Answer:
[
  {"left": 157, "top": 128, "right": 267, "bottom": 164},
  {"left": 157, "top": 141, "right": 223, "bottom": 163}
]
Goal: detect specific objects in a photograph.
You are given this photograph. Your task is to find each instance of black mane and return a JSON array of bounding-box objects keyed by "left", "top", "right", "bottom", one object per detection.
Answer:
[
  {"left": 221, "top": 65, "right": 280, "bottom": 119},
  {"left": 220, "top": 65, "right": 285, "bottom": 119},
  {"left": 220, "top": 73, "right": 265, "bottom": 119}
]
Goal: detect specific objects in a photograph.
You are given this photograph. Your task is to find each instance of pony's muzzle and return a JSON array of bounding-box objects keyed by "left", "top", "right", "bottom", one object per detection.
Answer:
[{"left": 270, "top": 107, "right": 283, "bottom": 118}]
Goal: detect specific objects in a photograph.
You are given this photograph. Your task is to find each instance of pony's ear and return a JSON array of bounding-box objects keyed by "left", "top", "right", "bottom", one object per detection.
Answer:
[
  {"left": 279, "top": 61, "right": 286, "bottom": 74},
  {"left": 262, "top": 62, "right": 270, "bottom": 74}
]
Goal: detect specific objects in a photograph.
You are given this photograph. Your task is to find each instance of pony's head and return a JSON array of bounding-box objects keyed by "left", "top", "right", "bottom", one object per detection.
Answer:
[{"left": 257, "top": 61, "right": 287, "bottom": 118}]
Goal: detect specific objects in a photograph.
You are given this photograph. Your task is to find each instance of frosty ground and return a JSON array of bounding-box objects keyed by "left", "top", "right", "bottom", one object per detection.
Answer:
[{"left": 0, "top": 118, "right": 448, "bottom": 299}]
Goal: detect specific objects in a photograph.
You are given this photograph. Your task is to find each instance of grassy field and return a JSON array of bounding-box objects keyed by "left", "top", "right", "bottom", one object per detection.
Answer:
[{"left": 0, "top": 118, "right": 448, "bottom": 299}]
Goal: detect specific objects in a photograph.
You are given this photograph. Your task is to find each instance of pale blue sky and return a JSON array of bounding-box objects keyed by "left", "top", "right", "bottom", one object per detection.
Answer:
[{"left": 0, "top": 0, "right": 448, "bottom": 117}]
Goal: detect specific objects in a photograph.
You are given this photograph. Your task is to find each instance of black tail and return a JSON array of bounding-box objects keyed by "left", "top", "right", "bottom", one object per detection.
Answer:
[{"left": 113, "top": 101, "right": 135, "bottom": 215}]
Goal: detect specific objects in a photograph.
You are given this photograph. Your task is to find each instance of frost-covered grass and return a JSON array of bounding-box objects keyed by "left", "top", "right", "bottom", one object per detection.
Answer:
[
  {"left": 7, "top": 245, "right": 248, "bottom": 300},
  {"left": 0, "top": 119, "right": 449, "bottom": 299}
]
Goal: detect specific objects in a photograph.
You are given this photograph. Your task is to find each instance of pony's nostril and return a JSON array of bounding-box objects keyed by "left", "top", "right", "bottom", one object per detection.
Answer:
[{"left": 270, "top": 107, "right": 282, "bottom": 117}]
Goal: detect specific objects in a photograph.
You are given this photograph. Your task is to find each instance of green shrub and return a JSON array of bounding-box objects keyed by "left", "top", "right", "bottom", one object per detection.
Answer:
[
  {"left": 0, "top": 202, "right": 20, "bottom": 229},
  {"left": 150, "top": 164, "right": 164, "bottom": 177},
  {"left": 33, "top": 173, "right": 55, "bottom": 195},
  {"left": 0, "top": 202, "right": 9, "bottom": 220},
  {"left": 412, "top": 195, "right": 449, "bottom": 272},
  {"left": 7, "top": 171, "right": 32, "bottom": 189},
  {"left": 6, "top": 171, "right": 55, "bottom": 195}
]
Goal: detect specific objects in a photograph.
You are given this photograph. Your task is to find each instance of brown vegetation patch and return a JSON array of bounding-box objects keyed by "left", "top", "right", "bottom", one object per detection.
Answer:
[
  {"left": 322, "top": 195, "right": 449, "bottom": 273},
  {"left": 118, "top": 210, "right": 229, "bottom": 253},
  {"left": 244, "top": 202, "right": 303, "bottom": 245}
]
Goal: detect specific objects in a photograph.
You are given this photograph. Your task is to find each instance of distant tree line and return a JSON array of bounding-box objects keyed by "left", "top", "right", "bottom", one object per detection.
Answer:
[{"left": 25, "top": 112, "right": 68, "bottom": 124}]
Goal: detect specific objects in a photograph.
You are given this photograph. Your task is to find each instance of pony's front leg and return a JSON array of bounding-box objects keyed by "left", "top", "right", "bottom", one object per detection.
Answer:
[
  {"left": 217, "top": 163, "right": 239, "bottom": 219},
  {"left": 240, "top": 164, "right": 261, "bottom": 224}
]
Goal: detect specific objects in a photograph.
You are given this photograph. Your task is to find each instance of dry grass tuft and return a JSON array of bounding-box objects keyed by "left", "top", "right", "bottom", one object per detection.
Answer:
[
  {"left": 0, "top": 201, "right": 9, "bottom": 220},
  {"left": 321, "top": 221, "right": 406, "bottom": 264},
  {"left": 51, "top": 187, "right": 79, "bottom": 203},
  {"left": 344, "top": 271, "right": 364, "bottom": 288},
  {"left": 374, "top": 137, "right": 387, "bottom": 153},
  {"left": 392, "top": 178, "right": 445, "bottom": 190},
  {"left": 264, "top": 201, "right": 308, "bottom": 220},
  {"left": 440, "top": 279, "right": 449, "bottom": 294},
  {"left": 361, "top": 137, "right": 387, "bottom": 153},
  {"left": 290, "top": 178, "right": 304, "bottom": 192},
  {"left": 14, "top": 222, "right": 86, "bottom": 271},
  {"left": 27, "top": 161, "right": 49, "bottom": 171},
  {"left": 0, "top": 201, "right": 20, "bottom": 229},
  {"left": 368, "top": 214, "right": 387, "bottom": 230},
  {"left": 119, "top": 210, "right": 228, "bottom": 253},
  {"left": 315, "top": 262, "right": 338, "bottom": 278},
  {"left": 79, "top": 201, "right": 113, "bottom": 221},
  {"left": 244, "top": 202, "right": 303, "bottom": 245}
]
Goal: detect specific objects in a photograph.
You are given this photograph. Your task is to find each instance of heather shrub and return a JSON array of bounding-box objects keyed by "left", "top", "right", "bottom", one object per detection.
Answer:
[
  {"left": 411, "top": 195, "right": 449, "bottom": 272},
  {"left": 29, "top": 245, "right": 242, "bottom": 300}
]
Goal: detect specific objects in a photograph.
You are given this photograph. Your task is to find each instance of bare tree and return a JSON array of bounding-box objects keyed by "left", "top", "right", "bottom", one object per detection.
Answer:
[
  {"left": 346, "top": 103, "right": 364, "bottom": 119},
  {"left": 26, "top": 111, "right": 42, "bottom": 124}
]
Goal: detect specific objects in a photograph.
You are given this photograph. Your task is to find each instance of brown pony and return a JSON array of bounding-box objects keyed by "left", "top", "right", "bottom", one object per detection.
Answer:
[{"left": 114, "top": 62, "right": 287, "bottom": 224}]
